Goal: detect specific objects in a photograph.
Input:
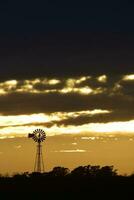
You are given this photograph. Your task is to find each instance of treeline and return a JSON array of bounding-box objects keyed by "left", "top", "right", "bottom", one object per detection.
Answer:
[
  {"left": 9, "top": 165, "right": 118, "bottom": 178},
  {"left": 0, "top": 165, "right": 134, "bottom": 199}
]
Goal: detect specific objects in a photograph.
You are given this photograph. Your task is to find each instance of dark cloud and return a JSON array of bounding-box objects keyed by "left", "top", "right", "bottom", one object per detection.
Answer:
[
  {"left": 0, "top": 33, "right": 134, "bottom": 81},
  {"left": 0, "top": 74, "right": 133, "bottom": 126},
  {"left": 55, "top": 110, "right": 134, "bottom": 126},
  {"left": 120, "top": 81, "right": 134, "bottom": 96},
  {"left": 0, "top": 92, "right": 93, "bottom": 115},
  {"left": 33, "top": 81, "right": 64, "bottom": 91},
  {"left": 0, "top": 122, "right": 53, "bottom": 129},
  {"left": 0, "top": 89, "right": 133, "bottom": 120}
]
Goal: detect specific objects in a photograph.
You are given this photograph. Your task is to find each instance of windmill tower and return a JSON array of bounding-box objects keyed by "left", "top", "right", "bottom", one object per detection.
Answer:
[{"left": 28, "top": 129, "right": 46, "bottom": 173}]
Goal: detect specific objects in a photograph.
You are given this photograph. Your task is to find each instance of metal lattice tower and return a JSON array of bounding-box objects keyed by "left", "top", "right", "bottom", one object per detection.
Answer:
[{"left": 28, "top": 129, "right": 46, "bottom": 173}]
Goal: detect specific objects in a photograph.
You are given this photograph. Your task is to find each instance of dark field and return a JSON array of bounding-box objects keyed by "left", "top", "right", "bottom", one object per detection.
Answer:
[{"left": 0, "top": 165, "right": 134, "bottom": 199}]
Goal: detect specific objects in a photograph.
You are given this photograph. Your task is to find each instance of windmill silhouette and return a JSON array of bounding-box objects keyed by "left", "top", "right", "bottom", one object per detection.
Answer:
[{"left": 28, "top": 129, "right": 46, "bottom": 173}]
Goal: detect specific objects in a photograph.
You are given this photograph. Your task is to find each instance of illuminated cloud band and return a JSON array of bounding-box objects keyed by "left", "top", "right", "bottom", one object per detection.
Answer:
[
  {"left": 0, "top": 76, "right": 104, "bottom": 95},
  {"left": 0, "top": 74, "right": 133, "bottom": 138}
]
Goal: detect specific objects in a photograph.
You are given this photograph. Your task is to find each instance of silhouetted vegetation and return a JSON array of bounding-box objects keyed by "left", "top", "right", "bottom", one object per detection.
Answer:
[{"left": 0, "top": 165, "right": 134, "bottom": 199}]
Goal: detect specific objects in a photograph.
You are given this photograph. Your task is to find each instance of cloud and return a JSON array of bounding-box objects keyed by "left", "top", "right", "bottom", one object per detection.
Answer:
[
  {"left": 119, "top": 81, "right": 134, "bottom": 96},
  {"left": 0, "top": 76, "right": 98, "bottom": 95},
  {"left": 122, "top": 74, "right": 134, "bottom": 81},
  {"left": 0, "top": 74, "right": 133, "bottom": 138},
  {"left": 1, "top": 33, "right": 134, "bottom": 82},
  {"left": 0, "top": 110, "right": 111, "bottom": 128},
  {"left": 56, "top": 110, "right": 134, "bottom": 126},
  {"left": 14, "top": 145, "right": 21, "bottom": 149},
  {"left": 1, "top": 118, "right": 134, "bottom": 138},
  {"left": 0, "top": 92, "right": 115, "bottom": 114},
  {"left": 81, "top": 137, "right": 96, "bottom": 140},
  {"left": 53, "top": 149, "right": 86, "bottom": 153},
  {"left": 97, "top": 75, "right": 107, "bottom": 83},
  {"left": 0, "top": 75, "right": 133, "bottom": 119}
]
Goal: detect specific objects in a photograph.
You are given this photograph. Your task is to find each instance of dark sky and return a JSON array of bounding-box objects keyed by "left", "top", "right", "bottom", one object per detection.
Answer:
[
  {"left": 0, "top": 1, "right": 134, "bottom": 80},
  {"left": 1, "top": 0, "right": 134, "bottom": 33}
]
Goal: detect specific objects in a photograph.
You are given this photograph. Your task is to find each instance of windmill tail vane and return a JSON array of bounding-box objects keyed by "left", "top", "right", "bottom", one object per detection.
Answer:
[{"left": 28, "top": 133, "right": 34, "bottom": 138}]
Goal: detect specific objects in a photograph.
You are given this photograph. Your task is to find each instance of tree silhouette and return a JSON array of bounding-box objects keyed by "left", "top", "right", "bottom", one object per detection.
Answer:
[
  {"left": 50, "top": 166, "right": 70, "bottom": 177},
  {"left": 71, "top": 166, "right": 88, "bottom": 177},
  {"left": 71, "top": 165, "right": 117, "bottom": 177},
  {"left": 98, "top": 166, "right": 117, "bottom": 177}
]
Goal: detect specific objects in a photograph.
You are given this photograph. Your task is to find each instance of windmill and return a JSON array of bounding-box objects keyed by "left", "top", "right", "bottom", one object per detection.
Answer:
[{"left": 28, "top": 129, "right": 46, "bottom": 173}]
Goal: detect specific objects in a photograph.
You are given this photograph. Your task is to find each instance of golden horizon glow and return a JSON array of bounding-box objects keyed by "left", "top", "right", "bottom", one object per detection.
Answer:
[{"left": 0, "top": 119, "right": 134, "bottom": 139}]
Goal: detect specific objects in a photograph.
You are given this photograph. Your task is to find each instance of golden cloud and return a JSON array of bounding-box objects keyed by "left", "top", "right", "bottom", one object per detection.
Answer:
[
  {"left": 122, "top": 74, "right": 134, "bottom": 81},
  {"left": 97, "top": 75, "right": 107, "bottom": 83},
  {"left": 0, "top": 76, "right": 104, "bottom": 95},
  {"left": 0, "top": 109, "right": 112, "bottom": 138}
]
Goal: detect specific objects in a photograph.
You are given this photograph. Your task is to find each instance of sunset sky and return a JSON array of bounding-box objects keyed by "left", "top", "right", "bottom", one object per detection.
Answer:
[{"left": 0, "top": 1, "right": 134, "bottom": 175}]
